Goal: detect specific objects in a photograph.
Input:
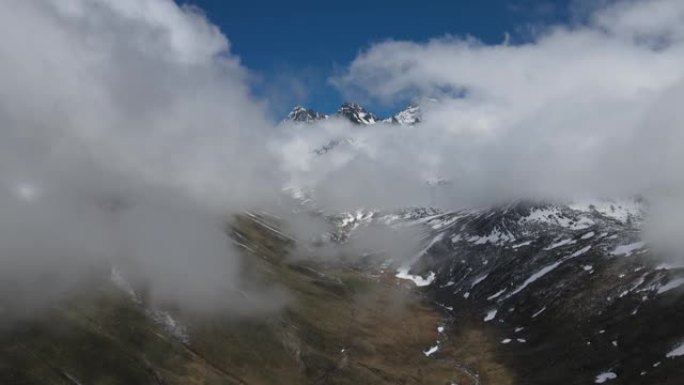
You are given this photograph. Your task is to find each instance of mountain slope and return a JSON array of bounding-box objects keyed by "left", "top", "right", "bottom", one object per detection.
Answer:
[
  {"left": 0, "top": 213, "right": 511, "bottom": 385},
  {"left": 377, "top": 200, "right": 684, "bottom": 385},
  {"left": 3, "top": 199, "right": 682, "bottom": 384}
]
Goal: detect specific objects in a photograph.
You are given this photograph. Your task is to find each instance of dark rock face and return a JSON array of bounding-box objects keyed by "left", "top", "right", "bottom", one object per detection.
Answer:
[{"left": 398, "top": 200, "right": 684, "bottom": 384}]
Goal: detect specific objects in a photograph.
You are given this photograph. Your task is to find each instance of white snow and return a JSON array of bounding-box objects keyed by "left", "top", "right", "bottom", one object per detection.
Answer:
[
  {"left": 501, "top": 339, "right": 512, "bottom": 344},
  {"left": 570, "top": 199, "right": 642, "bottom": 223},
  {"left": 666, "top": 341, "right": 684, "bottom": 358},
  {"left": 396, "top": 269, "right": 436, "bottom": 287},
  {"left": 506, "top": 244, "right": 594, "bottom": 299},
  {"left": 423, "top": 344, "right": 439, "bottom": 357},
  {"left": 424, "top": 213, "right": 463, "bottom": 231},
  {"left": 337, "top": 209, "right": 374, "bottom": 228},
  {"left": 523, "top": 208, "right": 560, "bottom": 222},
  {"left": 437, "top": 326, "right": 445, "bottom": 333},
  {"left": 522, "top": 206, "right": 597, "bottom": 230},
  {"left": 611, "top": 242, "right": 646, "bottom": 256},
  {"left": 484, "top": 309, "right": 498, "bottom": 322},
  {"left": 392, "top": 104, "right": 421, "bottom": 125},
  {"left": 471, "top": 273, "right": 489, "bottom": 288},
  {"left": 532, "top": 307, "right": 547, "bottom": 318},
  {"left": 571, "top": 245, "right": 592, "bottom": 257},
  {"left": 395, "top": 234, "right": 443, "bottom": 287},
  {"left": 657, "top": 277, "right": 684, "bottom": 294},
  {"left": 507, "top": 261, "right": 562, "bottom": 297},
  {"left": 465, "top": 228, "right": 515, "bottom": 245},
  {"left": 487, "top": 289, "right": 507, "bottom": 301},
  {"left": 594, "top": 371, "right": 618, "bottom": 383},
  {"left": 581, "top": 231, "right": 596, "bottom": 239},
  {"left": 147, "top": 308, "right": 190, "bottom": 343},
  {"left": 512, "top": 240, "right": 533, "bottom": 249},
  {"left": 544, "top": 238, "right": 576, "bottom": 250}
]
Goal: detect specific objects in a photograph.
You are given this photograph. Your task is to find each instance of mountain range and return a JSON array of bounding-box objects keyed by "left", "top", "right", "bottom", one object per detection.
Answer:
[
  {"left": 1, "top": 104, "right": 682, "bottom": 385},
  {"left": 284, "top": 102, "right": 684, "bottom": 384},
  {"left": 328, "top": 199, "right": 684, "bottom": 384},
  {"left": 286, "top": 102, "right": 421, "bottom": 125}
]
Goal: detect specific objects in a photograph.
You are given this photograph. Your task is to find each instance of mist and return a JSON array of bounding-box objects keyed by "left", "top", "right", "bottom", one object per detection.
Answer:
[
  {"left": 310, "top": 0, "right": 684, "bottom": 210},
  {"left": 284, "top": 0, "right": 684, "bottom": 251},
  {"left": 2, "top": 0, "right": 684, "bottom": 320},
  {"left": 0, "top": 0, "right": 285, "bottom": 318}
]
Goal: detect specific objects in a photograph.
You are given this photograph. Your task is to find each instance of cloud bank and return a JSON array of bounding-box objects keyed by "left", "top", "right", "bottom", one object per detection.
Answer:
[
  {"left": 0, "top": 0, "right": 283, "bottom": 317},
  {"left": 274, "top": 0, "right": 684, "bottom": 260},
  {"left": 2, "top": 0, "right": 684, "bottom": 318},
  {"left": 281, "top": 0, "right": 684, "bottom": 211}
]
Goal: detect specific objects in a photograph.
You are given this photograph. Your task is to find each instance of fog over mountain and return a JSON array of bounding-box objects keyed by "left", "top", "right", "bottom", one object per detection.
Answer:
[
  {"left": 2, "top": 1, "right": 684, "bottom": 384},
  {"left": 1, "top": 0, "right": 684, "bottom": 319},
  {"left": 326, "top": 0, "right": 684, "bottom": 207},
  {"left": 0, "top": 0, "right": 283, "bottom": 316}
]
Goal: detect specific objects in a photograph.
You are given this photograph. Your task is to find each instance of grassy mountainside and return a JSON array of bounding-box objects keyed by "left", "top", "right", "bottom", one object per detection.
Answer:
[{"left": 0, "top": 213, "right": 512, "bottom": 385}]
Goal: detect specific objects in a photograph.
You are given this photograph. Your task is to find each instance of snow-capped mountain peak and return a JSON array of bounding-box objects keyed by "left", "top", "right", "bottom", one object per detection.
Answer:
[
  {"left": 286, "top": 105, "right": 328, "bottom": 123},
  {"left": 336, "top": 102, "right": 378, "bottom": 124},
  {"left": 285, "top": 103, "right": 420, "bottom": 125},
  {"left": 390, "top": 104, "right": 421, "bottom": 125}
]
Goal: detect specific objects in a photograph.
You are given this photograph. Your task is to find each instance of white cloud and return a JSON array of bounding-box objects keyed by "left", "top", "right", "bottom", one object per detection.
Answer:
[
  {"left": 593, "top": 0, "right": 684, "bottom": 43},
  {"left": 321, "top": 0, "right": 684, "bottom": 208},
  {"left": 3, "top": 0, "right": 684, "bottom": 317},
  {"left": 0, "top": 0, "right": 283, "bottom": 316}
]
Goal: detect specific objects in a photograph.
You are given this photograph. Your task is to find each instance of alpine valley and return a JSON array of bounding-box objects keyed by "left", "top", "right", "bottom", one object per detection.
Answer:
[{"left": 1, "top": 104, "right": 682, "bottom": 385}]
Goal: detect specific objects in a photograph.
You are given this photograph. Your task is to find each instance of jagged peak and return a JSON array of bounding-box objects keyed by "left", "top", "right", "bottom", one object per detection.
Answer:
[
  {"left": 389, "top": 104, "right": 421, "bottom": 125},
  {"left": 336, "top": 102, "right": 378, "bottom": 125},
  {"left": 286, "top": 105, "right": 327, "bottom": 123},
  {"left": 285, "top": 102, "right": 421, "bottom": 125}
]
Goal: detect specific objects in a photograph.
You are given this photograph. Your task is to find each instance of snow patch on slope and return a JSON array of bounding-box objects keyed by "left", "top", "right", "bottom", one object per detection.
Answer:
[
  {"left": 595, "top": 371, "right": 617, "bottom": 383},
  {"left": 396, "top": 269, "right": 436, "bottom": 287},
  {"left": 611, "top": 242, "right": 646, "bottom": 256},
  {"left": 666, "top": 341, "right": 684, "bottom": 358}
]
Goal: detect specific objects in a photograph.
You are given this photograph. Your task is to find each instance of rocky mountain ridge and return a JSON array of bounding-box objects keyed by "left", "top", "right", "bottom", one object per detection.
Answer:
[
  {"left": 285, "top": 102, "right": 421, "bottom": 125},
  {"left": 282, "top": 100, "right": 684, "bottom": 384}
]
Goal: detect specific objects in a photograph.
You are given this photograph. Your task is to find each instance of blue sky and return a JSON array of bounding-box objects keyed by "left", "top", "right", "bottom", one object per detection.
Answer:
[{"left": 181, "top": 0, "right": 575, "bottom": 118}]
